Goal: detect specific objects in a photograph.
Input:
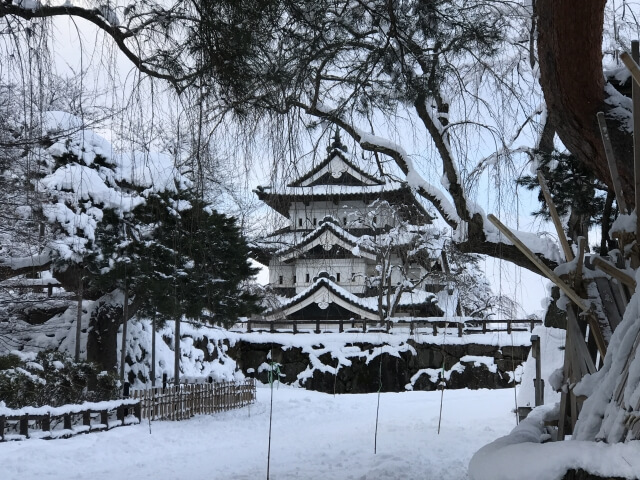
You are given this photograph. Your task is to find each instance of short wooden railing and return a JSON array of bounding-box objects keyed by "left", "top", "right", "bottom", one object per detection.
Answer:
[
  {"left": 0, "top": 399, "right": 140, "bottom": 441},
  {"left": 239, "top": 318, "right": 542, "bottom": 337},
  {"left": 131, "top": 379, "right": 256, "bottom": 421}
]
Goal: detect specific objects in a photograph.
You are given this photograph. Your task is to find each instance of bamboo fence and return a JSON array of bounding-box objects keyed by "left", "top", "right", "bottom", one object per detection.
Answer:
[{"left": 132, "top": 379, "right": 256, "bottom": 421}]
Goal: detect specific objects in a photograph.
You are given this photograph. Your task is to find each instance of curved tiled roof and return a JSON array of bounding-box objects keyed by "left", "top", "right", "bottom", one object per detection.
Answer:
[
  {"left": 288, "top": 148, "right": 384, "bottom": 187},
  {"left": 264, "top": 276, "right": 442, "bottom": 321},
  {"left": 274, "top": 217, "right": 377, "bottom": 261}
]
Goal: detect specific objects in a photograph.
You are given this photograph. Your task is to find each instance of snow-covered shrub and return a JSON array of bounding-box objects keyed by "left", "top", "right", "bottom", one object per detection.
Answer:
[{"left": 0, "top": 350, "right": 118, "bottom": 408}]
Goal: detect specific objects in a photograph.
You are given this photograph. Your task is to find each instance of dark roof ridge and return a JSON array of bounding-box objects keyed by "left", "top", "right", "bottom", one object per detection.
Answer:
[{"left": 288, "top": 147, "right": 384, "bottom": 187}]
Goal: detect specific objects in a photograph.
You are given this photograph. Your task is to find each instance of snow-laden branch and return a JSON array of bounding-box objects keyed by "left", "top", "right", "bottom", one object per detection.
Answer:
[
  {"left": 0, "top": 252, "right": 52, "bottom": 282},
  {"left": 296, "top": 101, "right": 461, "bottom": 228},
  {"left": 294, "top": 101, "right": 562, "bottom": 274},
  {"left": 0, "top": 3, "right": 195, "bottom": 87},
  {"left": 413, "top": 94, "right": 474, "bottom": 223}
]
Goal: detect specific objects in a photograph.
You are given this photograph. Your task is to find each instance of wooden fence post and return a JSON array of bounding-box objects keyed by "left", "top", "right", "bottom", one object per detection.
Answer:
[
  {"left": 339, "top": 319, "right": 344, "bottom": 333},
  {"left": 293, "top": 320, "right": 298, "bottom": 334},
  {"left": 83, "top": 411, "right": 91, "bottom": 427},
  {"left": 63, "top": 413, "right": 72, "bottom": 430},
  {"left": 362, "top": 319, "right": 367, "bottom": 333},
  {"left": 19, "top": 415, "right": 28, "bottom": 438},
  {"left": 531, "top": 334, "right": 544, "bottom": 407},
  {"left": 315, "top": 319, "right": 321, "bottom": 334},
  {"left": 247, "top": 320, "right": 252, "bottom": 333},
  {"left": 457, "top": 323, "right": 463, "bottom": 337},
  {"left": 0, "top": 415, "right": 5, "bottom": 441},
  {"left": 42, "top": 414, "right": 50, "bottom": 433}
]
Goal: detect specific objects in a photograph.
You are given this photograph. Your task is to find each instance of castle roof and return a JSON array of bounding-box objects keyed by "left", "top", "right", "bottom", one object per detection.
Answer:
[
  {"left": 251, "top": 217, "right": 439, "bottom": 265},
  {"left": 264, "top": 275, "right": 442, "bottom": 321},
  {"left": 254, "top": 131, "right": 433, "bottom": 222},
  {"left": 274, "top": 216, "right": 377, "bottom": 262},
  {"left": 288, "top": 132, "right": 384, "bottom": 187}
]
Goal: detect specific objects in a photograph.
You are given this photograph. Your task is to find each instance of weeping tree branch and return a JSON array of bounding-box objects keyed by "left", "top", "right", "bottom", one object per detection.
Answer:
[{"left": 0, "top": 3, "right": 199, "bottom": 87}]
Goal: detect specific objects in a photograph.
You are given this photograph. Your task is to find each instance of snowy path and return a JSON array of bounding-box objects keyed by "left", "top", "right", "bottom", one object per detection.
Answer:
[{"left": 1, "top": 386, "right": 519, "bottom": 480}]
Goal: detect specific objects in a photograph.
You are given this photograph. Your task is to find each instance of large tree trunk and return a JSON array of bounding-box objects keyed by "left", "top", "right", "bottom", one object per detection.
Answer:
[
  {"left": 537, "top": 0, "right": 635, "bottom": 206},
  {"left": 86, "top": 291, "right": 123, "bottom": 372},
  {"left": 86, "top": 289, "right": 142, "bottom": 372}
]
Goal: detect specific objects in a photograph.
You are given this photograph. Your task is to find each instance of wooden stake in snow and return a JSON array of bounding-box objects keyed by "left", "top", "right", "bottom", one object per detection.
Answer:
[
  {"left": 592, "top": 257, "right": 637, "bottom": 290},
  {"left": 487, "top": 214, "right": 590, "bottom": 312},
  {"left": 536, "top": 171, "right": 574, "bottom": 262},
  {"left": 597, "top": 112, "right": 628, "bottom": 214}
]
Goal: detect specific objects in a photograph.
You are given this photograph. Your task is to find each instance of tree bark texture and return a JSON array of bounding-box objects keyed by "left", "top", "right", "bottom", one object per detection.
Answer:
[
  {"left": 537, "top": 0, "right": 635, "bottom": 206},
  {"left": 86, "top": 294, "right": 122, "bottom": 372}
]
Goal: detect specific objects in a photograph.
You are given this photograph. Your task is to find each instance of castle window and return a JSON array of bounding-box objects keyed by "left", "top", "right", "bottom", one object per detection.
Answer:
[
  {"left": 298, "top": 218, "right": 302, "bottom": 227},
  {"left": 293, "top": 275, "right": 296, "bottom": 284},
  {"left": 278, "top": 275, "right": 283, "bottom": 285},
  {"left": 313, "top": 217, "right": 317, "bottom": 226},
  {"left": 306, "top": 273, "right": 310, "bottom": 283},
  {"left": 343, "top": 217, "right": 347, "bottom": 225},
  {"left": 336, "top": 273, "right": 341, "bottom": 282},
  {"left": 373, "top": 216, "right": 378, "bottom": 225}
]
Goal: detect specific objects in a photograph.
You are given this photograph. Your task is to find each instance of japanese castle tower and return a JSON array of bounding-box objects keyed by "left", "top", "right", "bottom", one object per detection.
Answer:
[{"left": 253, "top": 131, "right": 458, "bottom": 322}]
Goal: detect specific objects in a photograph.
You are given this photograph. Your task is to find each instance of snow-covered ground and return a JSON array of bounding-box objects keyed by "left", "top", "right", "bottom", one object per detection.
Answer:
[{"left": 2, "top": 386, "right": 519, "bottom": 480}]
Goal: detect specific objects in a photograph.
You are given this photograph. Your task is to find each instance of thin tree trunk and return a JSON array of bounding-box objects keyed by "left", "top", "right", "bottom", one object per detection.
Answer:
[
  {"left": 74, "top": 270, "right": 83, "bottom": 362},
  {"left": 601, "top": 190, "right": 615, "bottom": 256},
  {"left": 120, "top": 274, "right": 128, "bottom": 385},
  {"left": 151, "top": 313, "right": 156, "bottom": 387},
  {"left": 174, "top": 316, "right": 181, "bottom": 386}
]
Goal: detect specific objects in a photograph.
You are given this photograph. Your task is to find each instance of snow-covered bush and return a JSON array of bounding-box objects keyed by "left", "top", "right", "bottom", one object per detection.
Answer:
[{"left": 0, "top": 350, "right": 118, "bottom": 408}]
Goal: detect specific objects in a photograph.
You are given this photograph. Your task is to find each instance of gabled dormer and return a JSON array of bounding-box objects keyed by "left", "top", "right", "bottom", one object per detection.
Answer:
[
  {"left": 275, "top": 216, "right": 377, "bottom": 263},
  {"left": 288, "top": 131, "right": 384, "bottom": 188}
]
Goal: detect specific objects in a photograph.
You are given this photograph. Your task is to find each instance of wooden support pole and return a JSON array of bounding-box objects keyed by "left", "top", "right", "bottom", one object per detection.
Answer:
[
  {"left": 592, "top": 257, "right": 637, "bottom": 289},
  {"left": 597, "top": 112, "right": 629, "bottom": 213},
  {"left": 488, "top": 214, "right": 590, "bottom": 312},
  {"left": 567, "top": 308, "right": 599, "bottom": 374},
  {"left": 315, "top": 319, "right": 321, "bottom": 334},
  {"left": 537, "top": 171, "right": 574, "bottom": 261},
  {"left": 531, "top": 334, "right": 544, "bottom": 407},
  {"left": 621, "top": 51, "right": 640, "bottom": 88},
  {"left": 575, "top": 237, "right": 587, "bottom": 292}
]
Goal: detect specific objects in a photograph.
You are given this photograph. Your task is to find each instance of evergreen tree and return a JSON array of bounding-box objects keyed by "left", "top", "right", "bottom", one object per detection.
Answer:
[
  {"left": 516, "top": 151, "right": 614, "bottom": 248},
  {"left": 129, "top": 189, "right": 263, "bottom": 327}
]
